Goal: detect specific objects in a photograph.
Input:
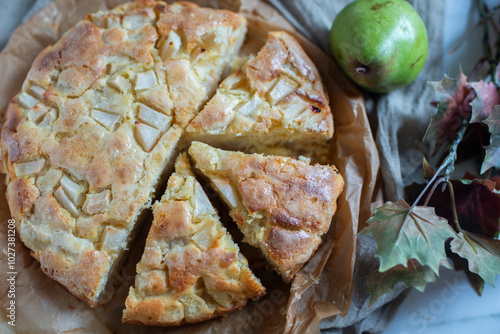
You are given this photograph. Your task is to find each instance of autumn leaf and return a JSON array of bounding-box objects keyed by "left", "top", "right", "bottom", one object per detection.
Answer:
[
  {"left": 470, "top": 80, "right": 500, "bottom": 123},
  {"left": 490, "top": 175, "right": 500, "bottom": 191},
  {"left": 427, "top": 178, "right": 500, "bottom": 238},
  {"left": 456, "top": 123, "right": 490, "bottom": 164},
  {"left": 450, "top": 232, "right": 500, "bottom": 286},
  {"left": 447, "top": 247, "right": 485, "bottom": 296},
  {"left": 458, "top": 177, "right": 496, "bottom": 191},
  {"left": 422, "top": 157, "right": 436, "bottom": 179},
  {"left": 482, "top": 105, "right": 500, "bottom": 173},
  {"left": 424, "top": 71, "right": 476, "bottom": 151},
  {"left": 367, "top": 260, "right": 440, "bottom": 307},
  {"left": 359, "top": 200, "right": 457, "bottom": 274},
  {"left": 465, "top": 270, "right": 486, "bottom": 296}
]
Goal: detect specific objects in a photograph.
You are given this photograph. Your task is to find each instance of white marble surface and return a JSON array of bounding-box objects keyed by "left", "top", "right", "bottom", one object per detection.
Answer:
[
  {"left": 385, "top": 0, "right": 500, "bottom": 333},
  {"left": 385, "top": 269, "right": 500, "bottom": 334}
]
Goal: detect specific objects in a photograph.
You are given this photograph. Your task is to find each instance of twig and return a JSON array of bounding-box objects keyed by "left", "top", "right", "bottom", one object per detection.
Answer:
[{"left": 445, "top": 118, "right": 470, "bottom": 179}]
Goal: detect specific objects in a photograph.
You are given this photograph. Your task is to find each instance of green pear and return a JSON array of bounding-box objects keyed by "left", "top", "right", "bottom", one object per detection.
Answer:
[{"left": 329, "top": 0, "right": 428, "bottom": 93}]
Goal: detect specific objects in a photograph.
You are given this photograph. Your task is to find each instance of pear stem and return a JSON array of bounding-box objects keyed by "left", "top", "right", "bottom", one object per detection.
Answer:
[{"left": 356, "top": 65, "right": 369, "bottom": 73}]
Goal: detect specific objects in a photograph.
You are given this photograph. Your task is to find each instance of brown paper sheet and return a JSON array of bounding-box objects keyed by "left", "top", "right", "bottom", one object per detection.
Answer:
[{"left": 0, "top": 0, "right": 381, "bottom": 333}]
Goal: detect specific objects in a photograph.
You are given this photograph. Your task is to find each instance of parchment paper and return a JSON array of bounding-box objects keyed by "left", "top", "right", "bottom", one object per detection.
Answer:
[{"left": 0, "top": 1, "right": 381, "bottom": 333}]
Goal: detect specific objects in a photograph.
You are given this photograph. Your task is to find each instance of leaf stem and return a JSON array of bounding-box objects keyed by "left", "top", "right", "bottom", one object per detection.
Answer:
[
  {"left": 413, "top": 117, "right": 469, "bottom": 208},
  {"left": 424, "top": 176, "right": 446, "bottom": 206},
  {"left": 446, "top": 180, "right": 462, "bottom": 233},
  {"left": 412, "top": 162, "right": 450, "bottom": 208}
]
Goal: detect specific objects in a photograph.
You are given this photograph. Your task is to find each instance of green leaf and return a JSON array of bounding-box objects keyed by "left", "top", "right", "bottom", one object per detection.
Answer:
[
  {"left": 450, "top": 231, "right": 500, "bottom": 286},
  {"left": 482, "top": 105, "right": 500, "bottom": 173},
  {"left": 424, "top": 72, "right": 475, "bottom": 152},
  {"left": 367, "top": 259, "right": 449, "bottom": 307},
  {"left": 359, "top": 200, "right": 457, "bottom": 274}
]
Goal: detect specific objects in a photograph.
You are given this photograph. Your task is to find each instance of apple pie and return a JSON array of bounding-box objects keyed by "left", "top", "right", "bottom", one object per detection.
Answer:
[
  {"left": 0, "top": 0, "right": 247, "bottom": 306},
  {"left": 188, "top": 142, "right": 344, "bottom": 282},
  {"left": 186, "top": 31, "right": 333, "bottom": 147},
  {"left": 122, "top": 153, "right": 265, "bottom": 325}
]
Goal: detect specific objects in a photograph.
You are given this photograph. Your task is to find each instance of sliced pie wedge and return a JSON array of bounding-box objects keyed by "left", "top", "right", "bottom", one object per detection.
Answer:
[
  {"left": 186, "top": 31, "right": 333, "bottom": 146},
  {"left": 188, "top": 142, "right": 344, "bottom": 282},
  {"left": 123, "top": 153, "right": 265, "bottom": 326},
  {"left": 154, "top": 1, "right": 248, "bottom": 127},
  {"left": 0, "top": 1, "right": 247, "bottom": 307}
]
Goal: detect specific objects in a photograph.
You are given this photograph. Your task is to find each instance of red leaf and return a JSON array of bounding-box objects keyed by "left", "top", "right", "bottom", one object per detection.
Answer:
[
  {"left": 424, "top": 72, "right": 476, "bottom": 151},
  {"left": 470, "top": 81, "right": 500, "bottom": 123},
  {"left": 456, "top": 123, "right": 490, "bottom": 163},
  {"left": 462, "top": 172, "right": 496, "bottom": 191},
  {"left": 490, "top": 176, "right": 500, "bottom": 191},
  {"left": 428, "top": 179, "right": 500, "bottom": 238}
]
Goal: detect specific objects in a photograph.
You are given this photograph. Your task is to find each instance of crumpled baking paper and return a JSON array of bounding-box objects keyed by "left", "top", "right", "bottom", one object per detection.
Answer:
[
  {"left": 0, "top": 0, "right": 387, "bottom": 333},
  {"left": 266, "top": 0, "right": 445, "bottom": 332}
]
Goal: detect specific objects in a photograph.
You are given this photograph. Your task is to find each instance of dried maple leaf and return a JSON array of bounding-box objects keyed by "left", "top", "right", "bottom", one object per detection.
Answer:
[
  {"left": 422, "top": 157, "right": 436, "bottom": 179},
  {"left": 424, "top": 72, "right": 475, "bottom": 152},
  {"left": 482, "top": 105, "right": 500, "bottom": 173},
  {"left": 459, "top": 175, "right": 497, "bottom": 191},
  {"left": 359, "top": 200, "right": 457, "bottom": 274},
  {"left": 490, "top": 175, "right": 500, "bottom": 191},
  {"left": 428, "top": 178, "right": 500, "bottom": 238},
  {"left": 456, "top": 123, "right": 490, "bottom": 163},
  {"left": 470, "top": 80, "right": 500, "bottom": 123},
  {"left": 447, "top": 245, "right": 485, "bottom": 296},
  {"left": 450, "top": 232, "right": 500, "bottom": 286},
  {"left": 367, "top": 260, "right": 438, "bottom": 307}
]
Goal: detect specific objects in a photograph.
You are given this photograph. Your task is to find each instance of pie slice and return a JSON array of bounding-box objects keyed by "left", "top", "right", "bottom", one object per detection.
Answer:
[
  {"left": 153, "top": 1, "right": 247, "bottom": 126},
  {"left": 188, "top": 142, "right": 344, "bottom": 282},
  {"left": 122, "top": 153, "right": 265, "bottom": 326},
  {"left": 0, "top": 1, "right": 247, "bottom": 307},
  {"left": 185, "top": 31, "right": 333, "bottom": 146}
]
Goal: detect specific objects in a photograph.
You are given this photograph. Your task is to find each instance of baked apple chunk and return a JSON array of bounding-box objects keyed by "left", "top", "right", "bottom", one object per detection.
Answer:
[
  {"left": 0, "top": 0, "right": 247, "bottom": 307},
  {"left": 186, "top": 31, "right": 333, "bottom": 146},
  {"left": 123, "top": 154, "right": 265, "bottom": 326},
  {"left": 188, "top": 142, "right": 344, "bottom": 282}
]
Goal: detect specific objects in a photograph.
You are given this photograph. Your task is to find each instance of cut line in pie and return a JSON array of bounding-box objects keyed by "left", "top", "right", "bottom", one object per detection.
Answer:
[
  {"left": 122, "top": 153, "right": 265, "bottom": 325},
  {"left": 0, "top": 0, "right": 344, "bottom": 320},
  {"left": 188, "top": 141, "right": 344, "bottom": 282}
]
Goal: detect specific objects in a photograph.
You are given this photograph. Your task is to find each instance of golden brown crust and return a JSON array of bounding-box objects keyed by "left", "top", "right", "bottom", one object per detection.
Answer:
[
  {"left": 39, "top": 248, "right": 110, "bottom": 307},
  {"left": 186, "top": 31, "right": 333, "bottom": 144},
  {"left": 189, "top": 142, "right": 344, "bottom": 282},
  {"left": 8, "top": 177, "right": 40, "bottom": 218},
  {"left": 150, "top": 200, "right": 195, "bottom": 240},
  {"left": 1, "top": 0, "right": 247, "bottom": 307},
  {"left": 155, "top": 2, "right": 247, "bottom": 126},
  {"left": 122, "top": 154, "right": 265, "bottom": 326},
  {"left": 264, "top": 227, "right": 319, "bottom": 278}
]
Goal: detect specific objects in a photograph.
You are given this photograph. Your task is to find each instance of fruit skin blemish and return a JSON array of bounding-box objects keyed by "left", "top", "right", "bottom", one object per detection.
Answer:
[{"left": 329, "top": 0, "right": 428, "bottom": 93}]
